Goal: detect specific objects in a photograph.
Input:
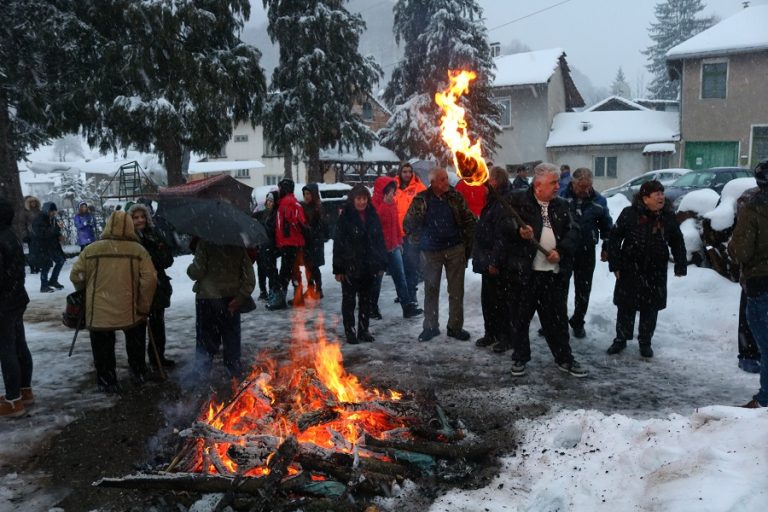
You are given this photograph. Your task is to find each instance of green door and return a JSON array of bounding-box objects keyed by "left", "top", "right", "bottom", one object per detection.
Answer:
[{"left": 684, "top": 141, "right": 739, "bottom": 169}]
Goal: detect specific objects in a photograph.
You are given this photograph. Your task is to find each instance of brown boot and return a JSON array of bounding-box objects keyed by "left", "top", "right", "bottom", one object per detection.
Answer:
[
  {"left": 20, "top": 387, "right": 34, "bottom": 405},
  {"left": 0, "top": 396, "right": 26, "bottom": 418}
]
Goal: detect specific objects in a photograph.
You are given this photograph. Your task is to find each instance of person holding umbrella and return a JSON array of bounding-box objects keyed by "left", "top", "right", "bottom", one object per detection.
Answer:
[{"left": 188, "top": 239, "right": 255, "bottom": 379}]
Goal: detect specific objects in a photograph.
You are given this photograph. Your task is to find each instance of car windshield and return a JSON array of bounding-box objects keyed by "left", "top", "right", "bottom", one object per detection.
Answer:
[
  {"left": 671, "top": 171, "right": 715, "bottom": 187},
  {"left": 630, "top": 175, "right": 655, "bottom": 186}
]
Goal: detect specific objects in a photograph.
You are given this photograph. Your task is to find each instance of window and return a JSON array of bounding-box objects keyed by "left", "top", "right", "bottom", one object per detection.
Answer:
[
  {"left": 234, "top": 134, "right": 249, "bottom": 143},
  {"left": 265, "top": 175, "right": 281, "bottom": 186},
  {"left": 235, "top": 168, "right": 250, "bottom": 178},
  {"left": 752, "top": 126, "right": 768, "bottom": 166},
  {"left": 490, "top": 42, "right": 501, "bottom": 57},
  {"left": 650, "top": 153, "right": 670, "bottom": 170},
  {"left": 701, "top": 61, "right": 727, "bottom": 99},
  {"left": 361, "top": 101, "right": 374, "bottom": 121},
  {"left": 492, "top": 97, "right": 512, "bottom": 128},
  {"left": 594, "top": 156, "right": 617, "bottom": 178}
]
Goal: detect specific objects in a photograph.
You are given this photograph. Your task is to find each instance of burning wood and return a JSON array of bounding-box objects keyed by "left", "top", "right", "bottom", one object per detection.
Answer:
[{"left": 97, "top": 317, "right": 493, "bottom": 507}]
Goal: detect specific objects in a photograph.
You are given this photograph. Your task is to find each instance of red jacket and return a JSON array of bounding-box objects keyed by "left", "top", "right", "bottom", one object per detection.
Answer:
[
  {"left": 275, "top": 194, "right": 306, "bottom": 248},
  {"left": 456, "top": 180, "right": 487, "bottom": 217},
  {"left": 372, "top": 176, "right": 402, "bottom": 251}
]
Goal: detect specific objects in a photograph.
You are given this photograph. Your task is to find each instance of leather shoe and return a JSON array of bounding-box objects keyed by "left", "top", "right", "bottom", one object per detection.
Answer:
[
  {"left": 606, "top": 339, "right": 627, "bottom": 355},
  {"left": 492, "top": 342, "right": 511, "bottom": 353},
  {"left": 358, "top": 331, "right": 375, "bottom": 343},
  {"left": 475, "top": 336, "right": 495, "bottom": 347},
  {"left": 49, "top": 281, "right": 64, "bottom": 290},
  {"left": 418, "top": 328, "right": 440, "bottom": 342},
  {"left": 447, "top": 328, "right": 471, "bottom": 341}
]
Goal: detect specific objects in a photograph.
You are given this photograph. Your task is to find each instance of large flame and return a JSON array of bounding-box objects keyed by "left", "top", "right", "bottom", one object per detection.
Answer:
[
  {"left": 191, "top": 310, "right": 406, "bottom": 476},
  {"left": 435, "top": 70, "right": 489, "bottom": 186}
]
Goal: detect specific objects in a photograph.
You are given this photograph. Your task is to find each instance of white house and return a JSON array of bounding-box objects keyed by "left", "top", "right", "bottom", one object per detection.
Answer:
[
  {"left": 546, "top": 109, "right": 680, "bottom": 191},
  {"left": 490, "top": 48, "right": 584, "bottom": 169}
]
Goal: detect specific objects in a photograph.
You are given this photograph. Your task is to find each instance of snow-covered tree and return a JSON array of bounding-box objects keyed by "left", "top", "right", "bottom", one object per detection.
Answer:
[
  {"left": 0, "top": 1, "right": 96, "bottom": 233},
  {"left": 643, "top": 0, "right": 714, "bottom": 100},
  {"left": 610, "top": 67, "right": 632, "bottom": 98},
  {"left": 262, "top": 0, "right": 382, "bottom": 183},
  {"left": 50, "top": 173, "right": 99, "bottom": 210},
  {"left": 53, "top": 135, "right": 86, "bottom": 162},
  {"left": 77, "top": 0, "right": 266, "bottom": 186},
  {"left": 380, "top": 0, "right": 499, "bottom": 162}
]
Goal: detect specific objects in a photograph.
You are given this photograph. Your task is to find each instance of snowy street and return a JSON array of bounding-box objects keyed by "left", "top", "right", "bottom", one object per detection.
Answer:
[{"left": 1, "top": 196, "right": 767, "bottom": 511}]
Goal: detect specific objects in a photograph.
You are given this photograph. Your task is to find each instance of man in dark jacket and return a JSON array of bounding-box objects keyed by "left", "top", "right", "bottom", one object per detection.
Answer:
[
  {"left": 30, "top": 202, "right": 66, "bottom": 292},
  {"left": 511, "top": 166, "right": 530, "bottom": 190},
  {"left": 606, "top": 180, "right": 686, "bottom": 358},
  {"left": 560, "top": 168, "right": 613, "bottom": 338},
  {"left": 404, "top": 168, "right": 476, "bottom": 342},
  {"left": 728, "top": 159, "right": 768, "bottom": 408},
  {"left": 0, "top": 199, "right": 33, "bottom": 417},
  {"left": 508, "top": 163, "right": 587, "bottom": 377},
  {"left": 472, "top": 167, "right": 517, "bottom": 352}
]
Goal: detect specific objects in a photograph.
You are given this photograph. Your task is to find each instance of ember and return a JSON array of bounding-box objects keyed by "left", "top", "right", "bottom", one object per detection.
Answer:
[{"left": 435, "top": 69, "right": 489, "bottom": 185}]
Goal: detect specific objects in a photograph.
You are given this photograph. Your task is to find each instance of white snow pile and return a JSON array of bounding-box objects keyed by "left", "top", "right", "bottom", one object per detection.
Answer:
[
  {"left": 703, "top": 177, "right": 757, "bottom": 231},
  {"left": 427, "top": 407, "right": 768, "bottom": 511},
  {"left": 677, "top": 188, "right": 720, "bottom": 215}
]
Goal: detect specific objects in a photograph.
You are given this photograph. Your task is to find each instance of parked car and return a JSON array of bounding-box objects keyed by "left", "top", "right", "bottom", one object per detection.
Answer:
[
  {"left": 601, "top": 168, "right": 691, "bottom": 200},
  {"left": 664, "top": 167, "right": 754, "bottom": 208}
]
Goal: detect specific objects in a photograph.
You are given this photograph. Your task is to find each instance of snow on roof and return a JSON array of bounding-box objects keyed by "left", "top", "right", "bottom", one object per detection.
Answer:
[
  {"left": 643, "top": 143, "right": 676, "bottom": 154},
  {"left": 186, "top": 160, "right": 265, "bottom": 175},
  {"left": 546, "top": 111, "right": 679, "bottom": 148},
  {"left": 319, "top": 143, "right": 399, "bottom": 163},
  {"left": 666, "top": 5, "right": 768, "bottom": 60},
  {"left": 492, "top": 48, "right": 564, "bottom": 87},
  {"left": 585, "top": 95, "right": 649, "bottom": 112}
]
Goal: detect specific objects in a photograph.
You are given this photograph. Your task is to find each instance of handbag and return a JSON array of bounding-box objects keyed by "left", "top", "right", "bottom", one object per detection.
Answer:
[
  {"left": 62, "top": 289, "right": 86, "bottom": 329},
  {"left": 238, "top": 295, "right": 258, "bottom": 314}
]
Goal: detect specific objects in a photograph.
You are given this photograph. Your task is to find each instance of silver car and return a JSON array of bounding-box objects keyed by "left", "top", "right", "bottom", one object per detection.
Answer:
[{"left": 600, "top": 168, "right": 691, "bottom": 200}]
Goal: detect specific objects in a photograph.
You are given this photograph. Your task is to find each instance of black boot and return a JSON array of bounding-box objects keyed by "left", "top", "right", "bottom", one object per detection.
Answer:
[
  {"left": 345, "top": 327, "right": 359, "bottom": 345},
  {"left": 403, "top": 302, "right": 423, "bottom": 318},
  {"left": 607, "top": 339, "right": 627, "bottom": 355},
  {"left": 639, "top": 342, "right": 654, "bottom": 358}
]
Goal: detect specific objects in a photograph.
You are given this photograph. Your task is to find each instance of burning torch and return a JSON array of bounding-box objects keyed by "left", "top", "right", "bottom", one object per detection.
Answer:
[{"left": 435, "top": 70, "right": 549, "bottom": 256}]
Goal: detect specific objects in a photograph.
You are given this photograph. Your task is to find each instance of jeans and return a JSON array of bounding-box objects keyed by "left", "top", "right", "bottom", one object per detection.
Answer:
[
  {"left": 421, "top": 244, "right": 466, "bottom": 332},
  {"left": 745, "top": 293, "right": 768, "bottom": 406},
  {"left": 40, "top": 250, "right": 65, "bottom": 287},
  {"left": 372, "top": 248, "right": 411, "bottom": 309},
  {"left": 402, "top": 239, "right": 422, "bottom": 305},
  {"left": 0, "top": 307, "right": 33, "bottom": 401},
  {"left": 567, "top": 246, "right": 596, "bottom": 328},
  {"left": 195, "top": 298, "right": 242, "bottom": 376},
  {"left": 739, "top": 290, "right": 761, "bottom": 360}
]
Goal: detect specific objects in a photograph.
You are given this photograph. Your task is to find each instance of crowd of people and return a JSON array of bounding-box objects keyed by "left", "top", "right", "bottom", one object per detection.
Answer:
[{"left": 2, "top": 159, "right": 768, "bottom": 417}]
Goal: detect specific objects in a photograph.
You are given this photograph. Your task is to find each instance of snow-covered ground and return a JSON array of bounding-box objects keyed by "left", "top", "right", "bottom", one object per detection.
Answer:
[{"left": 1, "top": 195, "right": 767, "bottom": 511}]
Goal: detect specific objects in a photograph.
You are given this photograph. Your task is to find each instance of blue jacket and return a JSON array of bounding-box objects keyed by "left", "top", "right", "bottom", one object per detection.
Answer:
[{"left": 560, "top": 184, "right": 613, "bottom": 251}]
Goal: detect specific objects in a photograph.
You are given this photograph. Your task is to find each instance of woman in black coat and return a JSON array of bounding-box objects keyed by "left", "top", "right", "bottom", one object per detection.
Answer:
[
  {"left": 332, "top": 184, "right": 388, "bottom": 344},
  {"left": 606, "top": 180, "right": 687, "bottom": 358},
  {"left": 301, "top": 183, "right": 330, "bottom": 299}
]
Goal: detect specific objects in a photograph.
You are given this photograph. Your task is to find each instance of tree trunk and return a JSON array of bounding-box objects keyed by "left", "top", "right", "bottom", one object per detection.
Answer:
[
  {"left": 0, "top": 92, "right": 26, "bottom": 238},
  {"left": 283, "top": 145, "right": 292, "bottom": 180},
  {"left": 307, "top": 142, "right": 322, "bottom": 184},
  {"left": 159, "top": 136, "right": 184, "bottom": 186}
]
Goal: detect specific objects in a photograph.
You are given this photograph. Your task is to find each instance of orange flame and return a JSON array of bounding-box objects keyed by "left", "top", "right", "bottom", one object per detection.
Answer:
[
  {"left": 435, "top": 70, "right": 489, "bottom": 186},
  {"left": 191, "top": 310, "right": 407, "bottom": 477}
]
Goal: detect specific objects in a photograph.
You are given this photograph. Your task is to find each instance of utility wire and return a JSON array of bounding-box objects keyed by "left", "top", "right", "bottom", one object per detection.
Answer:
[{"left": 487, "top": 0, "right": 575, "bottom": 32}]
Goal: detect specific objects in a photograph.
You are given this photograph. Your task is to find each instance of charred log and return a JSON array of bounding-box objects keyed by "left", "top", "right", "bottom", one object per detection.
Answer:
[{"left": 363, "top": 434, "right": 493, "bottom": 461}]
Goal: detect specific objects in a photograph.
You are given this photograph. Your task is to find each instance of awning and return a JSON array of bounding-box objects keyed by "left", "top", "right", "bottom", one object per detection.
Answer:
[{"left": 643, "top": 143, "right": 676, "bottom": 154}]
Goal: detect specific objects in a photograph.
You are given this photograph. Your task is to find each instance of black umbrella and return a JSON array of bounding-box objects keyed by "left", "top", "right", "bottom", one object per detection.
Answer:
[{"left": 157, "top": 197, "right": 267, "bottom": 248}]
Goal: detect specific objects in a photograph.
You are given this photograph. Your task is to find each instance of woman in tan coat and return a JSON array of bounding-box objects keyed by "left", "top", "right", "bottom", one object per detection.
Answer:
[{"left": 70, "top": 211, "right": 157, "bottom": 392}]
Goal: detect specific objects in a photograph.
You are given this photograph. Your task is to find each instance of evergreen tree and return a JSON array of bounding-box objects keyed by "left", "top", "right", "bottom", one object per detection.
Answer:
[
  {"left": 380, "top": 0, "right": 499, "bottom": 162},
  {"left": 50, "top": 173, "right": 99, "bottom": 209},
  {"left": 262, "top": 0, "right": 382, "bottom": 183},
  {"left": 53, "top": 135, "right": 86, "bottom": 162},
  {"left": 77, "top": 0, "right": 267, "bottom": 186},
  {"left": 610, "top": 67, "right": 632, "bottom": 98},
  {"left": 643, "top": 0, "right": 714, "bottom": 100},
  {"left": 0, "top": 0, "right": 96, "bottom": 234}
]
